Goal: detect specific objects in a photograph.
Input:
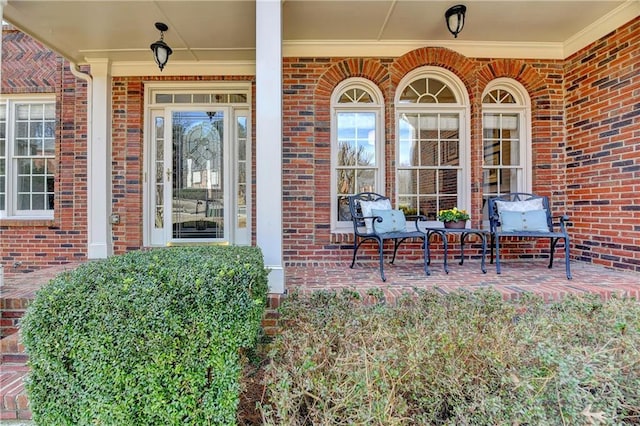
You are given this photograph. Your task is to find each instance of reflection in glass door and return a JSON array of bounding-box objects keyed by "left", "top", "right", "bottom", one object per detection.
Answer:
[{"left": 170, "top": 110, "right": 226, "bottom": 241}]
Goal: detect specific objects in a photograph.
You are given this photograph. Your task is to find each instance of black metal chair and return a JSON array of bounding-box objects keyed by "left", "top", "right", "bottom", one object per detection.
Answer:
[
  {"left": 348, "top": 192, "right": 429, "bottom": 281},
  {"left": 488, "top": 193, "right": 572, "bottom": 279}
]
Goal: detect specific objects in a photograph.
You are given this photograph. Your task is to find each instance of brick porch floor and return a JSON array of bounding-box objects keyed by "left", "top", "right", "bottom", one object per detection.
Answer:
[
  {"left": 286, "top": 259, "right": 640, "bottom": 300},
  {"left": 1, "top": 259, "right": 638, "bottom": 420}
]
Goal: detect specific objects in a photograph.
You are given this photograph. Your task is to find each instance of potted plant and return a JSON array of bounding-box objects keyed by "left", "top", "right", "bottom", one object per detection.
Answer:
[{"left": 437, "top": 207, "right": 470, "bottom": 228}]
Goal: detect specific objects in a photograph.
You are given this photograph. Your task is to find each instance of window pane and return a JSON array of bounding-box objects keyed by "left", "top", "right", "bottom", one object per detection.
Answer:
[
  {"left": 237, "top": 117, "right": 247, "bottom": 139},
  {"left": 439, "top": 197, "right": 458, "bottom": 212},
  {"left": 337, "top": 195, "right": 351, "bottom": 221},
  {"left": 30, "top": 104, "right": 43, "bottom": 118},
  {"left": 482, "top": 169, "right": 497, "bottom": 194},
  {"left": 32, "top": 194, "right": 44, "bottom": 210},
  {"left": 441, "top": 141, "right": 459, "bottom": 166},
  {"left": 44, "top": 121, "right": 55, "bottom": 138},
  {"left": 419, "top": 197, "right": 437, "bottom": 220},
  {"left": 18, "top": 159, "right": 30, "bottom": 174},
  {"left": 30, "top": 122, "right": 43, "bottom": 138},
  {"left": 33, "top": 160, "right": 46, "bottom": 174},
  {"left": 419, "top": 169, "right": 437, "bottom": 194},
  {"left": 399, "top": 139, "right": 419, "bottom": 167},
  {"left": 337, "top": 114, "right": 356, "bottom": 138},
  {"left": 499, "top": 169, "right": 515, "bottom": 193},
  {"left": 502, "top": 141, "right": 520, "bottom": 166},
  {"left": 18, "top": 194, "right": 30, "bottom": 209},
  {"left": 337, "top": 141, "right": 357, "bottom": 166},
  {"left": 336, "top": 169, "right": 355, "bottom": 194},
  {"left": 229, "top": 94, "right": 247, "bottom": 103},
  {"left": 356, "top": 169, "right": 375, "bottom": 193},
  {"left": 16, "top": 122, "right": 28, "bottom": 138},
  {"left": 192, "top": 94, "right": 210, "bottom": 103},
  {"left": 418, "top": 141, "right": 436, "bottom": 167},
  {"left": 483, "top": 89, "right": 516, "bottom": 104},
  {"left": 43, "top": 139, "right": 55, "bottom": 156},
  {"left": 399, "top": 78, "right": 457, "bottom": 104},
  {"left": 174, "top": 94, "right": 191, "bottom": 103},
  {"left": 16, "top": 105, "right": 29, "bottom": 120},
  {"left": 156, "top": 93, "right": 172, "bottom": 103},
  {"left": 440, "top": 169, "right": 458, "bottom": 195},
  {"left": 44, "top": 103, "right": 55, "bottom": 118},
  {"left": 357, "top": 144, "right": 375, "bottom": 167},
  {"left": 483, "top": 139, "right": 500, "bottom": 166},
  {"left": 18, "top": 176, "right": 30, "bottom": 192},
  {"left": 32, "top": 176, "right": 45, "bottom": 192},
  {"left": 398, "top": 196, "right": 417, "bottom": 215},
  {"left": 398, "top": 169, "right": 416, "bottom": 194}
]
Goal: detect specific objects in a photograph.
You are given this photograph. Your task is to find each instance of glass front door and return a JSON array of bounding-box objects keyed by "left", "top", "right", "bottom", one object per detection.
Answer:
[
  {"left": 145, "top": 85, "right": 252, "bottom": 247},
  {"left": 148, "top": 108, "right": 230, "bottom": 245},
  {"left": 170, "top": 110, "right": 226, "bottom": 240}
]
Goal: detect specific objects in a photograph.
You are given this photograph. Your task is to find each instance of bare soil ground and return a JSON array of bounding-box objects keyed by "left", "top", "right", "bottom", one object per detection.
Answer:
[{"left": 238, "top": 359, "right": 268, "bottom": 425}]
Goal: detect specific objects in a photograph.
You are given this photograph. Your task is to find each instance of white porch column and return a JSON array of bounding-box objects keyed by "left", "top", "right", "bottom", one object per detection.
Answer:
[
  {"left": 0, "top": 2, "right": 4, "bottom": 287},
  {"left": 256, "top": 0, "right": 284, "bottom": 294},
  {"left": 86, "top": 59, "right": 113, "bottom": 258}
]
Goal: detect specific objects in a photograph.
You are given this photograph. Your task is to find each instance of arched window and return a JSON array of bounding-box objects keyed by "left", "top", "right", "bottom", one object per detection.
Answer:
[
  {"left": 331, "top": 78, "right": 385, "bottom": 231},
  {"left": 395, "top": 67, "right": 470, "bottom": 224},
  {"left": 481, "top": 78, "right": 532, "bottom": 219}
]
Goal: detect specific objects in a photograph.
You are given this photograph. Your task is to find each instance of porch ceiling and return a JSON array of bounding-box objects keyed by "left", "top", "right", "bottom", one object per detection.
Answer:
[{"left": 3, "top": 0, "right": 638, "bottom": 66}]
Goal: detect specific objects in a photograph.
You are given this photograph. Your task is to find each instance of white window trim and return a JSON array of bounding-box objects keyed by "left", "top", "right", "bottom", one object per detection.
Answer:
[
  {"left": 481, "top": 78, "right": 532, "bottom": 194},
  {"left": 394, "top": 66, "right": 471, "bottom": 226},
  {"left": 330, "top": 78, "right": 385, "bottom": 232},
  {"left": 0, "top": 95, "right": 56, "bottom": 220}
]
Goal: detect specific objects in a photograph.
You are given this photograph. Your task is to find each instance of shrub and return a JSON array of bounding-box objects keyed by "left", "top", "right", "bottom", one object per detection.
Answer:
[
  {"left": 262, "top": 289, "right": 640, "bottom": 425},
  {"left": 21, "top": 246, "right": 268, "bottom": 426}
]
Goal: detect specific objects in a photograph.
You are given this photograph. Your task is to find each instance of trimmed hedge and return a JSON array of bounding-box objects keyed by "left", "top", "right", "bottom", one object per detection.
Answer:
[
  {"left": 262, "top": 289, "right": 640, "bottom": 425},
  {"left": 21, "top": 246, "right": 268, "bottom": 425}
]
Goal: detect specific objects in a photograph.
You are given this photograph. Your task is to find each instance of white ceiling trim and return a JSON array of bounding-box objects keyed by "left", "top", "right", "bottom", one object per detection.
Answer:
[
  {"left": 110, "top": 61, "right": 256, "bottom": 78},
  {"left": 282, "top": 40, "right": 566, "bottom": 60},
  {"left": 563, "top": 0, "right": 640, "bottom": 58}
]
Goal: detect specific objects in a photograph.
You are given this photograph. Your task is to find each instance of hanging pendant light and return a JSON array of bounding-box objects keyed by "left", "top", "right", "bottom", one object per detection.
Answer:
[
  {"left": 150, "top": 22, "right": 173, "bottom": 71},
  {"left": 445, "top": 5, "right": 466, "bottom": 38}
]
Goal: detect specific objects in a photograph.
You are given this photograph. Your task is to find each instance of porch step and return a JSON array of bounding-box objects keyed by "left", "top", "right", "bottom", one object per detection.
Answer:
[
  {"left": 1, "top": 331, "right": 28, "bottom": 364},
  {"left": 0, "top": 297, "right": 30, "bottom": 339},
  {"left": 0, "top": 331, "right": 31, "bottom": 421}
]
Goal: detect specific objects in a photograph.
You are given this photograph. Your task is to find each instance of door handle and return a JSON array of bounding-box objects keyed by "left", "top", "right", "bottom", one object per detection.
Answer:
[{"left": 166, "top": 168, "right": 171, "bottom": 182}]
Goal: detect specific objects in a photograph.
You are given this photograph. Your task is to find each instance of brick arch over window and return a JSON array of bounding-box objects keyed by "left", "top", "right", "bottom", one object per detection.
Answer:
[
  {"left": 477, "top": 59, "right": 547, "bottom": 103},
  {"left": 313, "top": 59, "right": 391, "bottom": 244},
  {"left": 477, "top": 59, "right": 566, "bottom": 198},
  {"left": 389, "top": 47, "right": 476, "bottom": 91}
]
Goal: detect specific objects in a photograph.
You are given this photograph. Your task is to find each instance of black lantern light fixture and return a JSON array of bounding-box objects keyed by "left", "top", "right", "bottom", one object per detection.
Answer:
[
  {"left": 445, "top": 4, "right": 466, "bottom": 38},
  {"left": 150, "top": 22, "right": 173, "bottom": 71}
]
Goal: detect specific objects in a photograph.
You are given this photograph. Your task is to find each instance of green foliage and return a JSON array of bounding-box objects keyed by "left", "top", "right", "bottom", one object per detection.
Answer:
[
  {"left": 262, "top": 289, "right": 640, "bottom": 425},
  {"left": 21, "top": 246, "right": 268, "bottom": 426},
  {"left": 437, "top": 206, "right": 470, "bottom": 222}
]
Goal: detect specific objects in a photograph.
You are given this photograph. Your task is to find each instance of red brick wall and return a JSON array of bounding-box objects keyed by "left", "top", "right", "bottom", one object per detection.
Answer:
[
  {"left": 564, "top": 17, "right": 640, "bottom": 271},
  {"left": 283, "top": 51, "right": 567, "bottom": 264},
  {"left": 1, "top": 28, "right": 88, "bottom": 273},
  {"left": 2, "top": 18, "right": 639, "bottom": 273},
  {"left": 109, "top": 76, "right": 256, "bottom": 255}
]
